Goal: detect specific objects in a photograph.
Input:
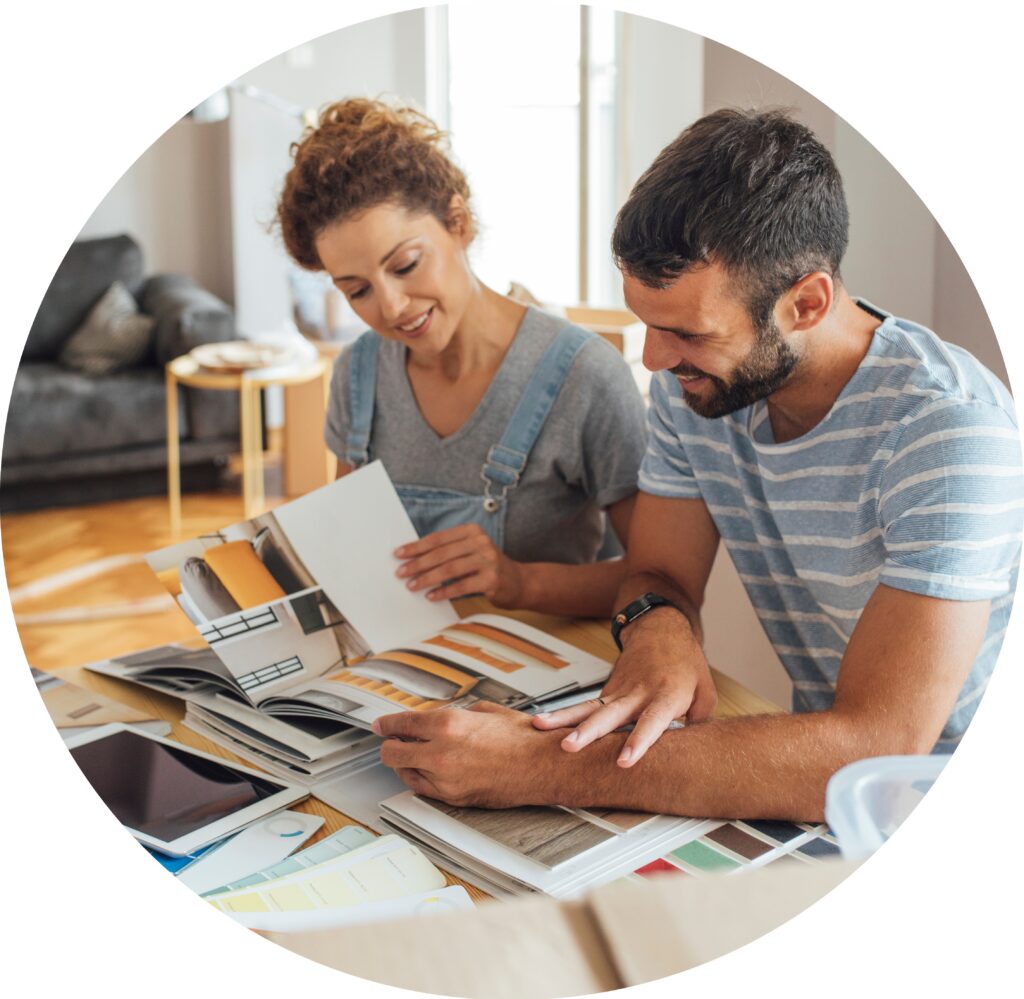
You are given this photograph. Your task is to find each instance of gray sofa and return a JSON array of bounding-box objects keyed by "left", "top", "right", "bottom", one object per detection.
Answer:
[{"left": 1, "top": 234, "right": 241, "bottom": 512}]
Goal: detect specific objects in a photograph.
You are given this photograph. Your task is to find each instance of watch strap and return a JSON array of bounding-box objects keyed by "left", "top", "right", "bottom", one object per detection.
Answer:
[{"left": 610, "top": 592, "right": 680, "bottom": 651}]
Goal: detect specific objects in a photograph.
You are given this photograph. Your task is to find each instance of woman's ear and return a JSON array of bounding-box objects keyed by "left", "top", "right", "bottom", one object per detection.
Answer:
[{"left": 447, "top": 194, "right": 473, "bottom": 244}]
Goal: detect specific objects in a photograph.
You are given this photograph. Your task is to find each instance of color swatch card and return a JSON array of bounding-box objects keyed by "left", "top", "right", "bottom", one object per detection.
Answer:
[
  {"left": 178, "top": 811, "right": 324, "bottom": 895},
  {"left": 224, "top": 885, "right": 475, "bottom": 933},
  {"left": 204, "top": 834, "right": 446, "bottom": 917},
  {"left": 202, "top": 822, "right": 375, "bottom": 895},
  {"left": 633, "top": 819, "right": 842, "bottom": 881}
]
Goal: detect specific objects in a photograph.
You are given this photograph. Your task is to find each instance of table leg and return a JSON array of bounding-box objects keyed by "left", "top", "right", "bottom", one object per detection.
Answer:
[
  {"left": 251, "top": 383, "right": 265, "bottom": 516},
  {"left": 165, "top": 369, "right": 181, "bottom": 537},
  {"left": 240, "top": 380, "right": 264, "bottom": 519}
]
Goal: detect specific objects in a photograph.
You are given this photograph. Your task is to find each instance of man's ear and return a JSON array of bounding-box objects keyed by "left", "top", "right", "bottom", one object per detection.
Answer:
[
  {"left": 782, "top": 272, "right": 834, "bottom": 331},
  {"left": 447, "top": 194, "right": 473, "bottom": 244}
]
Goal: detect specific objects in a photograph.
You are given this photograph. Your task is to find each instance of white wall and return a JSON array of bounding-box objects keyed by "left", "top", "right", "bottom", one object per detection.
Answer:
[
  {"left": 230, "top": 9, "right": 429, "bottom": 335},
  {"left": 933, "top": 226, "right": 1008, "bottom": 386},
  {"left": 618, "top": 15, "right": 704, "bottom": 200},
  {"left": 835, "top": 117, "right": 937, "bottom": 329},
  {"left": 79, "top": 117, "right": 234, "bottom": 303},
  {"left": 76, "top": 9, "right": 427, "bottom": 326}
]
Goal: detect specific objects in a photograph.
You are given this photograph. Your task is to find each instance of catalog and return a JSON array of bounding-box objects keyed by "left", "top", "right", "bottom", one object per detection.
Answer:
[{"left": 87, "top": 462, "right": 610, "bottom": 780}]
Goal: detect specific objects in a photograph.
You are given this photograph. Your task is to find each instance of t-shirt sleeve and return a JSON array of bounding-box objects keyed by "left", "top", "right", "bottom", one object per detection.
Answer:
[
  {"left": 570, "top": 338, "right": 648, "bottom": 508},
  {"left": 322, "top": 344, "right": 355, "bottom": 462},
  {"left": 878, "top": 397, "right": 1024, "bottom": 600},
  {"left": 637, "top": 371, "right": 702, "bottom": 499}
]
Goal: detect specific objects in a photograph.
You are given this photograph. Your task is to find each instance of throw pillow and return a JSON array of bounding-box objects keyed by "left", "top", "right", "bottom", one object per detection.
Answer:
[{"left": 58, "top": 280, "right": 155, "bottom": 375}]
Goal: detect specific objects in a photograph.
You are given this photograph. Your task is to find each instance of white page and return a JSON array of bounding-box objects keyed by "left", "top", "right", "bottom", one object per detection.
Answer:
[
  {"left": 312, "top": 759, "right": 408, "bottom": 833},
  {"left": 273, "top": 462, "right": 457, "bottom": 652}
]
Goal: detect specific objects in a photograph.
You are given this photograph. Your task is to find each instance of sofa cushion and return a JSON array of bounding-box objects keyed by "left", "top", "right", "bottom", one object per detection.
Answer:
[
  {"left": 24, "top": 235, "right": 145, "bottom": 361},
  {"left": 58, "top": 281, "right": 155, "bottom": 375},
  {"left": 2, "top": 363, "right": 171, "bottom": 463},
  {"left": 142, "top": 274, "right": 235, "bottom": 364}
]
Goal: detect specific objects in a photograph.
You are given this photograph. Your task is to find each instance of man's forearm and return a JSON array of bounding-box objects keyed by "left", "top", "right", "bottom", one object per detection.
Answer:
[{"left": 535, "top": 709, "right": 879, "bottom": 822}]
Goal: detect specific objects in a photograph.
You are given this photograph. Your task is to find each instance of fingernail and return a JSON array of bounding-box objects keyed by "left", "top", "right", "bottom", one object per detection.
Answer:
[
  {"left": 618, "top": 747, "right": 634, "bottom": 766},
  {"left": 564, "top": 731, "right": 579, "bottom": 744},
  {"left": 396, "top": 566, "right": 408, "bottom": 578},
  {"left": 394, "top": 545, "right": 407, "bottom": 557},
  {"left": 371, "top": 720, "right": 381, "bottom": 735},
  {"left": 535, "top": 712, "right": 550, "bottom": 720}
]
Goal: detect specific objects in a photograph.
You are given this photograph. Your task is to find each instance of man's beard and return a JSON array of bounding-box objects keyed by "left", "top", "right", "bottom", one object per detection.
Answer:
[{"left": 673, "top": 321, "right": 798, "bottom": 419}]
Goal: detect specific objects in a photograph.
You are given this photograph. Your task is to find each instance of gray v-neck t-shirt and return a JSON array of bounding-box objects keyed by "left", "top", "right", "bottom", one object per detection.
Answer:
[{"left": 323, "top": 306, "right": 647, "bottom": 564}]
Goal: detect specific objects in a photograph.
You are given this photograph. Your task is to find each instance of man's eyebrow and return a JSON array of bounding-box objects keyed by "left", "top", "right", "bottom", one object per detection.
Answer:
[
  {"left": 333, "top": 239, "right": 417, "bottom": 282},
  {"left": 655, "top": 324, "right": 707, "bottom": 338}
]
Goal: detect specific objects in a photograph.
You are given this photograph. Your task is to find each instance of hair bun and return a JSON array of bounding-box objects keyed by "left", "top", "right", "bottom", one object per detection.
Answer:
[{"left": 278, "top": 96, "right": 472, "bottom": 271}]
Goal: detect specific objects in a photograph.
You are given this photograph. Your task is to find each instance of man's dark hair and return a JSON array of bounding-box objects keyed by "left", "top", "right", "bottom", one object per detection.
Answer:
[{"left": 612, "top": 107, "right": 849, "bottom": 328}]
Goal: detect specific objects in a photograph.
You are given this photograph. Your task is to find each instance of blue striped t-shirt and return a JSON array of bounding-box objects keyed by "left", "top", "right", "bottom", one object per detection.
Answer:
[{"left": 639, "top": 302, "right": 1023, "bottom": 750}]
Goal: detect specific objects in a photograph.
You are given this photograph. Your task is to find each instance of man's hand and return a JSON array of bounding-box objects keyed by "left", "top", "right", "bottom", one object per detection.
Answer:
[
  {"left": 395, "top": 525, "right": 525, "bottom": 607},
  {"left": 532, "top": 609, "right": 717, "bottom": 767},
  {"left": 374, "top": 703, "right": 563, "bottom": 808}
]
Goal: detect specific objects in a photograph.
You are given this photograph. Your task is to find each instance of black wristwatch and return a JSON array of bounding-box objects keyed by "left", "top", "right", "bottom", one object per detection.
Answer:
[{"left": 611, "top": 593, "right": 681, "bottom": 651}]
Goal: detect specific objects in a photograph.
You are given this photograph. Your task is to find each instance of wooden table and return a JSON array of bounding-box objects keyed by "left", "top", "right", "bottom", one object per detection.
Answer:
[
  {"left": 52, "top": 596, "right": 781, "bottom": 904},
  {"left": 165, "top": 354, "right": 333, "bottom": 537}
]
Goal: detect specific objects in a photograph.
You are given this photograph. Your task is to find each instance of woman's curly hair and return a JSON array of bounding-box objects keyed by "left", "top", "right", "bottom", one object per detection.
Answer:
[{"left": 277, "top": 97, "right": 474, "bottom": 271}]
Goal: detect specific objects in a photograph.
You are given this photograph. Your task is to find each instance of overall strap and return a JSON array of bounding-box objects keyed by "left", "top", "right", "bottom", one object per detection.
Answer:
[
  {"left": 343, "top": 330, "right": 380, "bottom": 468},
  {"left": 481, "top": 324, "right": 594, "bottom": 504}
]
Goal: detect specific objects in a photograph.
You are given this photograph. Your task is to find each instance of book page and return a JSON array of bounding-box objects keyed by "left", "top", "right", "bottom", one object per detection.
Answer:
[{"left": 273, "top": 462, "right": 457, "bottom": 651}]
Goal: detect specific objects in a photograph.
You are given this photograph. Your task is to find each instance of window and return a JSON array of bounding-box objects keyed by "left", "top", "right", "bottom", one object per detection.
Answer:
[{"left": 438, "top": 4, "right": 620, "bottom": 307}]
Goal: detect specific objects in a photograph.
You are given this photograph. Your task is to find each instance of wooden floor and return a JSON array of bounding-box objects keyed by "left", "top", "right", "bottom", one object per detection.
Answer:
[{"left": 2, "top": 490, "right": 277, "bottom": 672}]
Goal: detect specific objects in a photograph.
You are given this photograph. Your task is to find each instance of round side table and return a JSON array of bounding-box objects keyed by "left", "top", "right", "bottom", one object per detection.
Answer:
[{"left": 165, "top": 354, "right": 332, "bottom": 535}]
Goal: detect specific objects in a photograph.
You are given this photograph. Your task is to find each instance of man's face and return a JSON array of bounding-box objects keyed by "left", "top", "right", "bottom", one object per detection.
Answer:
[{"left": 623, "top": 263, "right": 798, "bottom": 419}]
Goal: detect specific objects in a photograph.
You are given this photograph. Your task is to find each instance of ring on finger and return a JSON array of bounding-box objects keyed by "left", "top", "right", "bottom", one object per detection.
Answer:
[{"left": 595, "top": 696, "right": 607, "bottom": 706}]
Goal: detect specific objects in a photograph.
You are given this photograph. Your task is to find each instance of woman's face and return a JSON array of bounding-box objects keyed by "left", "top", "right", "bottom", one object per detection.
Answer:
[{"left": 314, "top": 201, "right": 475, "bottom": 355}]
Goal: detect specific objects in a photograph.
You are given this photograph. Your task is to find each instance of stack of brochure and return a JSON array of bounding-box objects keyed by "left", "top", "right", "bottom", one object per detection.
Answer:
[
  {"left": 87, "top": 462, "right": 610, "bottom": 785},
  {"left": 376, "top": 791, "right": 710, "bottom": 899}
]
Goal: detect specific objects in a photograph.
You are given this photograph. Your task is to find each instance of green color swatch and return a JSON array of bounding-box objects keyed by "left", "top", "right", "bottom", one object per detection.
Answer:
[{"left": 671, "top": 839, "right": 742, "bottom": 873}]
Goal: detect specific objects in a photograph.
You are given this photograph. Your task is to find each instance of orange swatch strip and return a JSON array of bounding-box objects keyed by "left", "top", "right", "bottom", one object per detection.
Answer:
[
  {"left": 448, "top": 622, "right": 569, "bottom": 669},
  {"left": 424, "top": 635, "right": 523, "bottom": 674},
  {"left": 368, "top": 651, "right": 478, "bottom": 696},
  {"left": 329, "top": 669, "right": 447, "bottom": 711}
]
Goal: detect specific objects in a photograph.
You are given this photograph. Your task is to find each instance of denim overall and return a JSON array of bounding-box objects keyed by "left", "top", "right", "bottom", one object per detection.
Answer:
[{"left": 342, "top": 325, "right": 594, "bottom": 548}]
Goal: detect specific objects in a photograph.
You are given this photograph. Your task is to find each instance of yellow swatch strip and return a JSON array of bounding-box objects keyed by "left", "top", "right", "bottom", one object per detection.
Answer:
[{"left": 207, "top": 839, "right": 446, "bottom": 915}]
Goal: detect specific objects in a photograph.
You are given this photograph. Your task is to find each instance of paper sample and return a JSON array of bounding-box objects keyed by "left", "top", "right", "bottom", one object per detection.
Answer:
[
  {"left": 205, "top": 834, "right": 446, "bottom": 916},
  {"left": 202, "top": 823, "right": 375, "bottom": 895}
]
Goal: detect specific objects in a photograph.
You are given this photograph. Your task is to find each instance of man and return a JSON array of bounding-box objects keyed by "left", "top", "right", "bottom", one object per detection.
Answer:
[{"left": 375, "top": 109, "right": 1022, "bottom": 821}]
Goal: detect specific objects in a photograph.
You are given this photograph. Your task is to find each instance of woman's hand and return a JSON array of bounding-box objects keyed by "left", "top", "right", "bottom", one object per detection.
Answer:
[{"left": 395, "top": 524, "right": 525, "bottom": 606}]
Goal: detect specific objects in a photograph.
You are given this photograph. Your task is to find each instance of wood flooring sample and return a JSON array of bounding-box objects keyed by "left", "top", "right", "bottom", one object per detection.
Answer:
[{"left": 421, "top": 798, "right": 614, "bottom": 867}]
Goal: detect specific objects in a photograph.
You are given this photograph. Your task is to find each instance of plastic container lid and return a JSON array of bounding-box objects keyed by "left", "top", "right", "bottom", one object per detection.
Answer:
[{"left": 824, "top": 754, "right": 949, "bottom": 861}]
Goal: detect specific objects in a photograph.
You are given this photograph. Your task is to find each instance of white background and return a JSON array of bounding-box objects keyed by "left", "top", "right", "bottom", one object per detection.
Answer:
[{"left": 1, "top": 1, "right": 1020, "bottom": 997}]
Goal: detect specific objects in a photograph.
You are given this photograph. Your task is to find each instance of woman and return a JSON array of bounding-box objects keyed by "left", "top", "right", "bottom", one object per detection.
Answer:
[{"left": 276, "top": 98, "right": 646, "bottom": 617}]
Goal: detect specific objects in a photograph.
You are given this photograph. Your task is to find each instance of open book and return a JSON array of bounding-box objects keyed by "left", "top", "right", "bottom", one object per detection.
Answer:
[{"left": 88, "top": 463, "right": 610, "bottom": 784}]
